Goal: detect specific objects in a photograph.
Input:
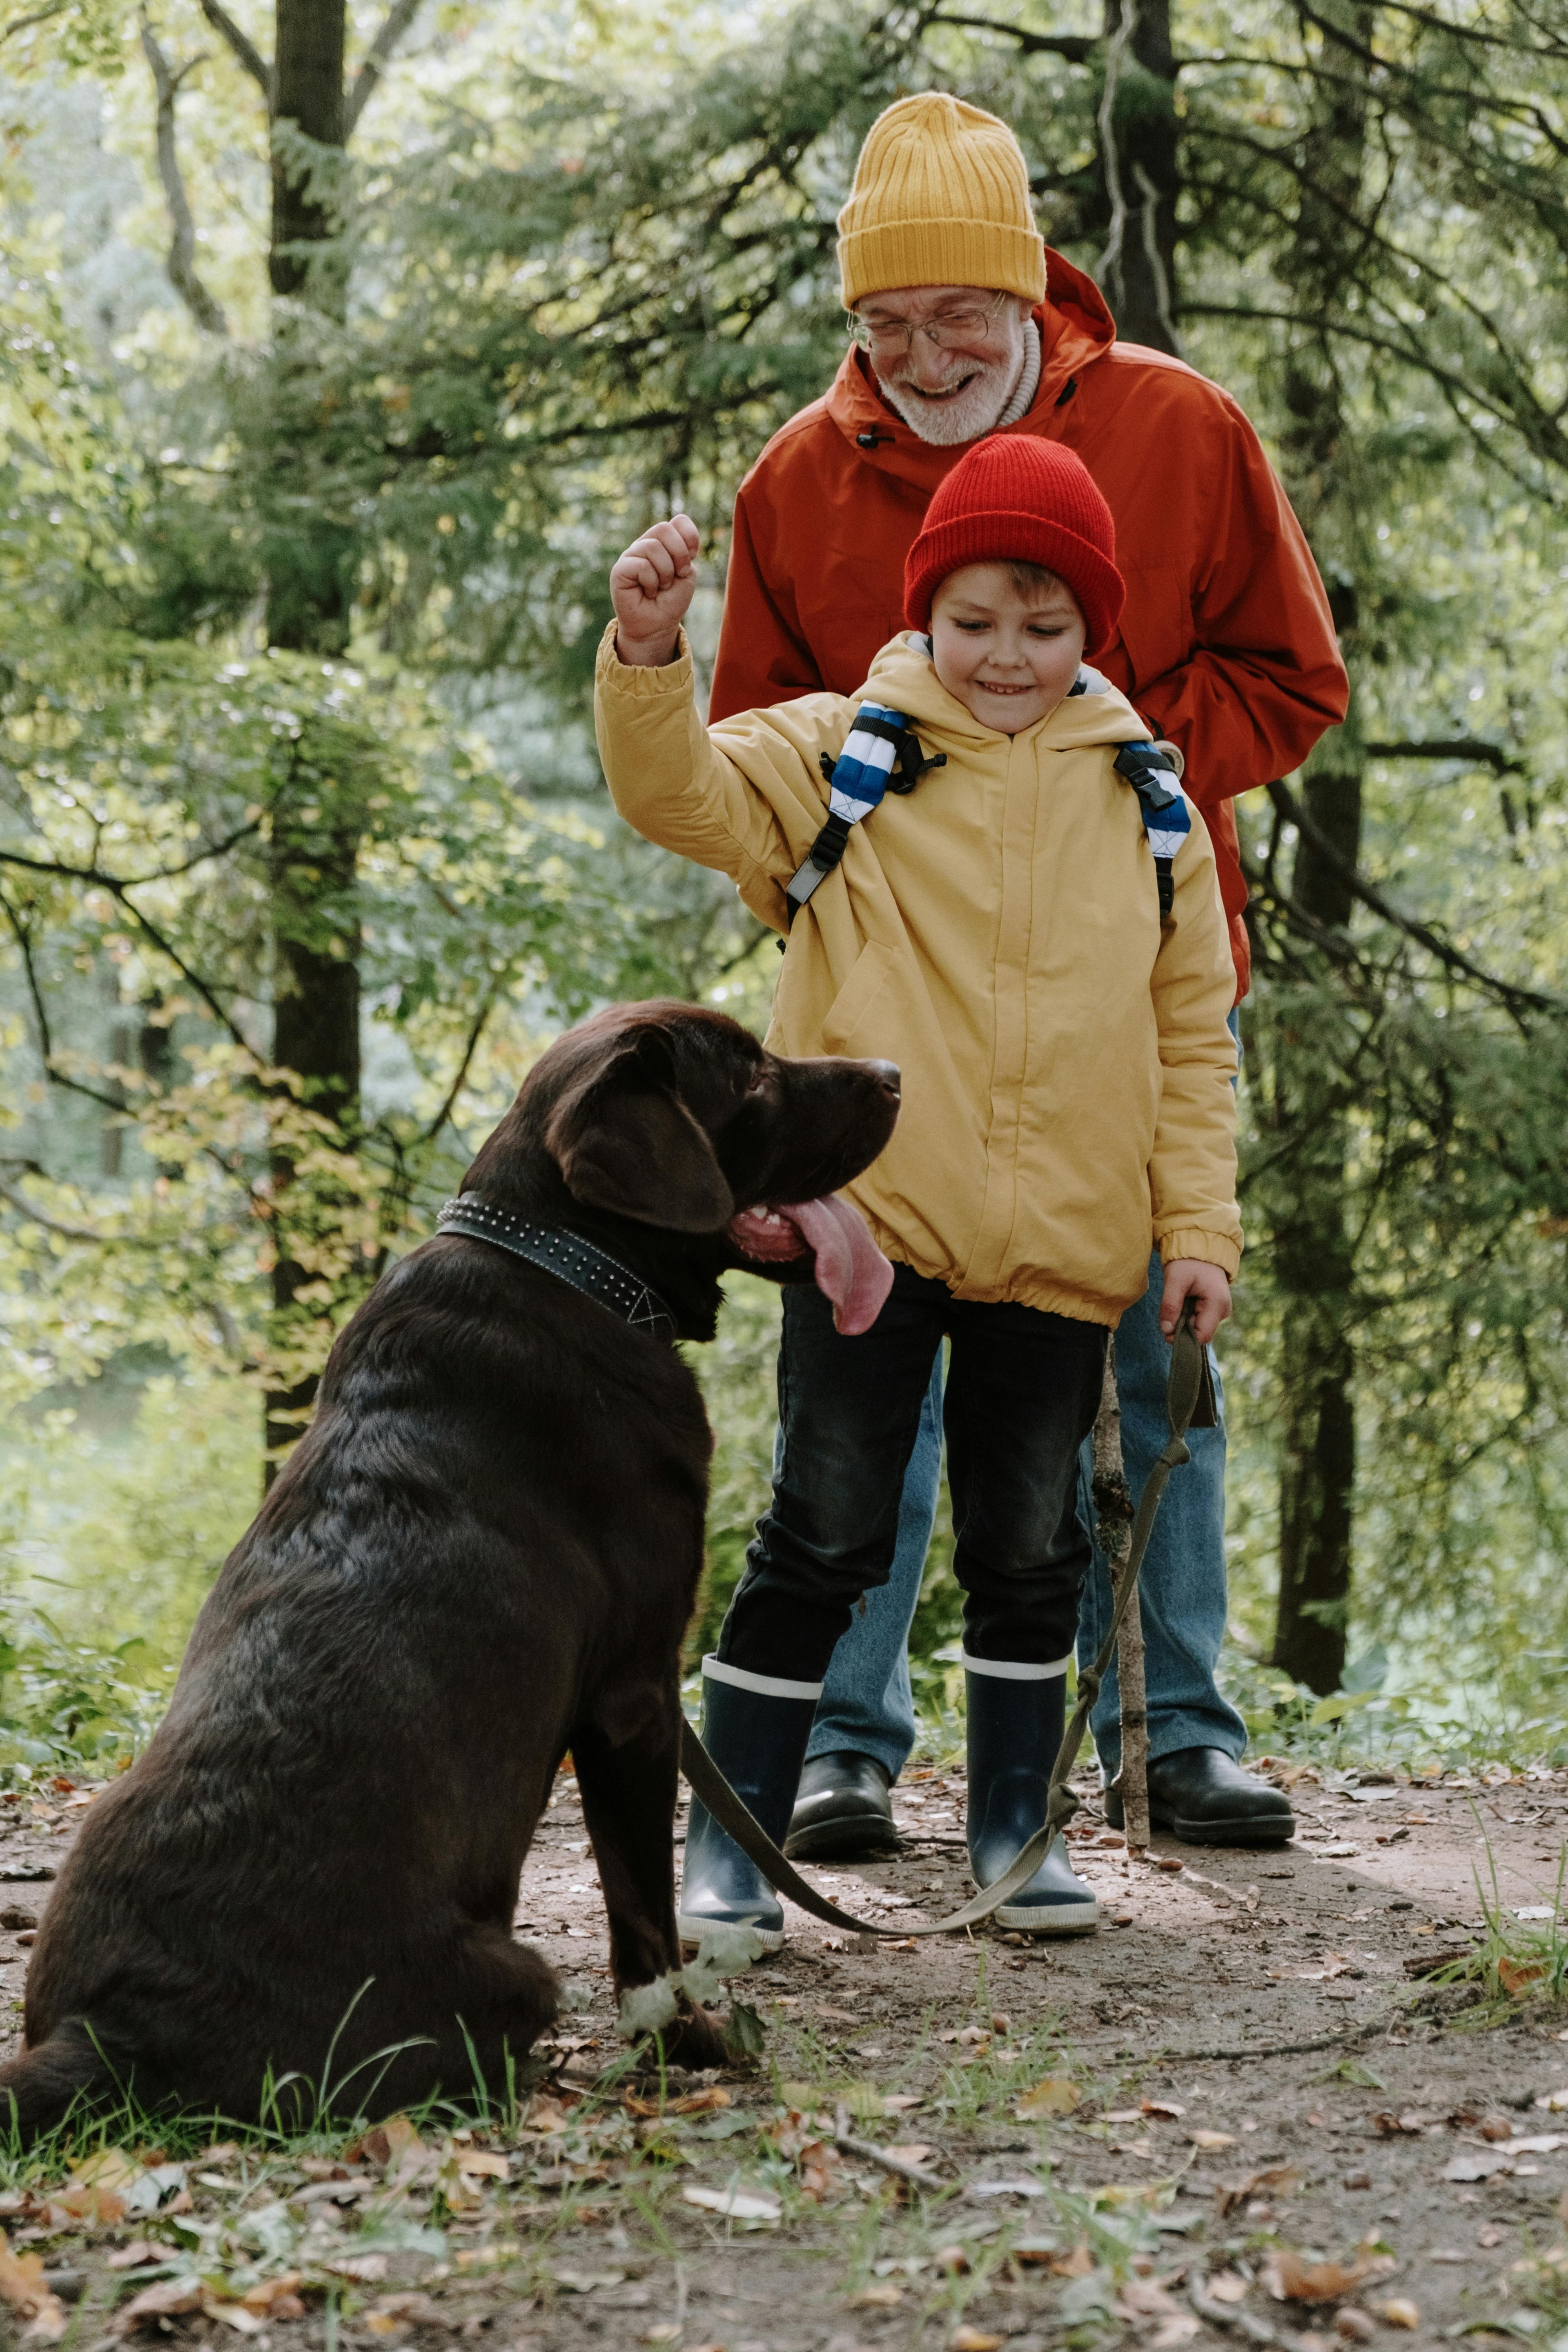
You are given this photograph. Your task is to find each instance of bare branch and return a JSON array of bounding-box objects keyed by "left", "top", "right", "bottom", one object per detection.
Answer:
[
  {"left": 0, "top": 0, "right": 68, "bottom": 42},
  {"left": 1363, "top": 737, "right": 1526, "bottom": 775},
  {"left": 924, "top": 9, "right": 1096, "bottom": 59},
  {"left": 345, "top": 0, "right": 424, "bottom": 135},
  {"left": 196, "top": 0, "right": 271, "bottom": 98},
  {"left": 140, "top": 13, "right": 229, "bottom": 336}
]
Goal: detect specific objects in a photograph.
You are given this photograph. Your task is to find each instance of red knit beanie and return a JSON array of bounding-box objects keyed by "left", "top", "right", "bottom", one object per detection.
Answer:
[{"left": 903, "top": 436, "right": 1125, "bottom": 657}]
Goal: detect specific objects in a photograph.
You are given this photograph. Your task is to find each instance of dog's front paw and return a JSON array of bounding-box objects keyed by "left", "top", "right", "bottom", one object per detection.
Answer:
[{"left": 655, "top": 1997, "right": 728, "bottom": 2072}]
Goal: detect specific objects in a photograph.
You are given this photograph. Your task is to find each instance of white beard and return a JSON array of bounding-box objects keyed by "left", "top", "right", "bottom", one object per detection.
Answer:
[{"left": 873, "top": 351, "right": 1021, "bottom": 447}]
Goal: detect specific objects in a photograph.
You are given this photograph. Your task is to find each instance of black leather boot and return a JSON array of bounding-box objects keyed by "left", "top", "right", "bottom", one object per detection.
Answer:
[
  {"left": 677, "top": 1657, "right": 817, "bottom": 1952},
  {"left": 785, "top": 1751, "right": 899, "bottom": 1861},
  {"left": 966, "top": 1658, "right": 1097, "bottom": 1936},
  {"left": 1103, "top": 1746, "right": 1294, "bottom": 1847}
]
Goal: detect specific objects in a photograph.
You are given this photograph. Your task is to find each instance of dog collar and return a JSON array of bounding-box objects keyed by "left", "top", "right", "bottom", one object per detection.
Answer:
[{"left": 436, "top": 1193, "right": 679, "bottom": 1345}]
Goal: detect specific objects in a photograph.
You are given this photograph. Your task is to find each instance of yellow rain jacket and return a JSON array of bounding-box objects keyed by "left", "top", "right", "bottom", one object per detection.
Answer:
[{"left": 594, "top": 625, "right": 1241, "bottom": 1328}]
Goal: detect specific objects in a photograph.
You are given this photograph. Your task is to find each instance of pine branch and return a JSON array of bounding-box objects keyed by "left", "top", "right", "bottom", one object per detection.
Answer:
[
  {"left": 196, "top": 0, "right": 270, "bottom": 98},
  {"left": 139, "top": 14, "right": 229, "bottom": 336},
  {"left": 345, "top": 0, "right": 424, "bottom": 134},
  {"left": 1264, "top": 778, "right": 1566, "bottom": 1021}
]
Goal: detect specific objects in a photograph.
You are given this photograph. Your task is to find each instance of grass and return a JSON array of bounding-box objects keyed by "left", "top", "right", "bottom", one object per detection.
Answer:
[{"left": 1424, "top": 1815, "right": 1568, "bottom": 2027}]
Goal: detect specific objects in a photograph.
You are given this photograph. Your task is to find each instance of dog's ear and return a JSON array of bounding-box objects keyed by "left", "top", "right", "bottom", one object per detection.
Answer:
[{"left": 544, "top": 1036, "right": 735, "bottom": 1233}]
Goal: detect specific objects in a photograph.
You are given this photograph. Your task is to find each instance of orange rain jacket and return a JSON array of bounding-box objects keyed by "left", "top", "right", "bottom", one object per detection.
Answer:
[{"left": 710, "top": 252, "right": 1350, "bottom": 1000}]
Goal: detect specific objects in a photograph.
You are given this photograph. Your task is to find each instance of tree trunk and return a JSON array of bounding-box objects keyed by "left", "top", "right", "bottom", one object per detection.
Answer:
[
  {"left": 1096, "top": 0, "right": 1181, "bottom": 356},
  {"left": 262, "top": 0, "right": 363, "bottom": 1482},
  {"left": 1267, "top": 1, "right": 1371, "bottom": 1691}
]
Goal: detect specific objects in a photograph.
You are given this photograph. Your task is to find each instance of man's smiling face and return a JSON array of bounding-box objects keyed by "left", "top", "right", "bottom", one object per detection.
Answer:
[{"left": 856, "top": 285, "right": 1035, "bottom": 448}]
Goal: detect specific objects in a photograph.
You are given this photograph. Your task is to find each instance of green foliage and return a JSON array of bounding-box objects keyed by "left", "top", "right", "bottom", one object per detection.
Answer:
[{"left": 3, "top": 0, "right": 1568, "bottom": 1742}]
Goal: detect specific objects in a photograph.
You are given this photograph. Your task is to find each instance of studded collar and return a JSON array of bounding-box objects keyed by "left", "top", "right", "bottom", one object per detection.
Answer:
[{"left": 435, "top": 1192, "right": 679, "bottom": 1346}]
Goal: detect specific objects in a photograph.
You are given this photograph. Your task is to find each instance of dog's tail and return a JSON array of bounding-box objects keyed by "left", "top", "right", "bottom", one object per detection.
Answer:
[{"left": 0, "top": 2020, "right": 114, "bottom": 2145}]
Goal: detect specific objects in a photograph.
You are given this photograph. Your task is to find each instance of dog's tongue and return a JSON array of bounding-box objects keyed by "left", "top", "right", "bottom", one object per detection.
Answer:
[{"left": 729, "top": 1195, "right": 894, "bottom": 1335}]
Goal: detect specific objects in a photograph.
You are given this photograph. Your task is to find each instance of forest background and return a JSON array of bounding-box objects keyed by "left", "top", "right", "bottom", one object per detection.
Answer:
[{"left": 1, "top": 0, "right": 1566, "bottom": 1782}]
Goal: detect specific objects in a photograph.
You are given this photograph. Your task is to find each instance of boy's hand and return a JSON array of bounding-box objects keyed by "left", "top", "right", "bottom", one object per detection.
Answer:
[
  {"left": 1160, "top": 1259, "right": 1232, "bottom": 1348},
  {"left": 610, "top": 514, "right": 700, "bottom": 666}
]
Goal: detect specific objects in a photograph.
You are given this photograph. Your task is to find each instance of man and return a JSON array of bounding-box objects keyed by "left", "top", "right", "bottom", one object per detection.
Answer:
[{"left": 708, "top": 90, "right": 1348, "bottom": 1858}]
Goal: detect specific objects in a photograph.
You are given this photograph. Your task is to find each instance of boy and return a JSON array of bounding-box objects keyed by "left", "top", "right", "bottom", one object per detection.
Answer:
[{"left": 596, "top": 434, "right": 1241, "bottom": 1942}]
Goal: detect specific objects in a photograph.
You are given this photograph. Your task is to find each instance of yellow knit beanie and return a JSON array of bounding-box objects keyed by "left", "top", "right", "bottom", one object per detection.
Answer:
[{"left": 837, "top": 93, "right": 1046, "bottom": 310}]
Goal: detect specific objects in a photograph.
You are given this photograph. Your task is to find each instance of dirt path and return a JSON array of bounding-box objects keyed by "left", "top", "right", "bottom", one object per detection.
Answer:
[{"left": 4, "top": 1761, "right": 1568, "bottom": 2352}]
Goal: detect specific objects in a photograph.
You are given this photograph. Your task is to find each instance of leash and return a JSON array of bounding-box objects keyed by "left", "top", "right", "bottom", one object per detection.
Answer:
[{"left": 678, "top": 1305, "right": 1211, "bottom": 1939}]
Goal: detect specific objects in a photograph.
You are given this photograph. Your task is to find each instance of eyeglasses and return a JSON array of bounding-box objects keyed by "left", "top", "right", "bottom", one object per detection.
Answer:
[{"left": 846, "top": 292, "right": 1011, "bottom": 354}]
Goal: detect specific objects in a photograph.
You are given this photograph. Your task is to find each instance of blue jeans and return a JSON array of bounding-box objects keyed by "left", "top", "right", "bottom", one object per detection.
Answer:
[{"left": 804, "top": 1251, "right": 1246, "bottom": 1778}]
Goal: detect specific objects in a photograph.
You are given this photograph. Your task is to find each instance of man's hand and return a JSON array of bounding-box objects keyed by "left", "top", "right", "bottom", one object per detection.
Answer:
[
  {"left": 610, "top": 514, "right": 700, "bottom": 666},
  {"left": 1159, "top": 1259, "right": 1232, "bottom": 1347}
]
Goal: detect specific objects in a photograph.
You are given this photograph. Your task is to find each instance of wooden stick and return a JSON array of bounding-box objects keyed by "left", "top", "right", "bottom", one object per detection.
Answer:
[
  {"left": 1091, "top": 1339, "right": 1150, "bottom": 1851},
  {"left": 833, "top": 2105, "right": 944, "bottom": 2190}
]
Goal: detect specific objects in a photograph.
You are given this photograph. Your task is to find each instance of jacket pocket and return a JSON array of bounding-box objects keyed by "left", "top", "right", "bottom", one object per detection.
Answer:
[{"left": 821, "top": 940, "right": 896, "bottom": 1054}]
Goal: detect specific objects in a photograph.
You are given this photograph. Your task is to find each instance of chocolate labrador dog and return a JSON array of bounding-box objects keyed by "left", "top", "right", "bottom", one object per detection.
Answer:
[{"left": 0, "top": 1002, "right": 899, "bottom": 2136}]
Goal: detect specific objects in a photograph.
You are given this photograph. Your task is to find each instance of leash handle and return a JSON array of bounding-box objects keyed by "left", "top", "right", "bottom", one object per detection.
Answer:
[{"left": 678, "top": 1304, "right": 1208, "bottom": 1941}]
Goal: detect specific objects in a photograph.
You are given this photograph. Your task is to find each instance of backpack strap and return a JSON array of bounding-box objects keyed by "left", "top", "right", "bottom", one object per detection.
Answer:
[
  {"left": 1114, "top": 739, "right": 1191, "bottom": 921},
  {"left": 784, "top": 704, "right": 944, "bottom": 921}
]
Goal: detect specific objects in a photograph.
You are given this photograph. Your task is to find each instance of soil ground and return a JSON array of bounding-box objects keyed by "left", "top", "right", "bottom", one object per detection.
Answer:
[{"left": 4, "top": 1759, "right": 1568, "bottom": 2352}]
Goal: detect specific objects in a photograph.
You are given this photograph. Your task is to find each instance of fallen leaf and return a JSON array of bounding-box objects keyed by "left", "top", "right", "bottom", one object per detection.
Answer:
[
  {"left": 1335, "top": 2310, "right": 1377, "bottom": 2344},
  {"left": 886, "top": 2143, "right": 932, "bottom": 2166},
  {"left": 106, "top": 2243, "right": 157, "bottom": 2272},
  {"left": 523, "top": 2092, "right": 577, "bottom": 2135},
  {"left": 949, "top": 2327, "right": 1004, "bottom": 2350},
  {"left": 1499, "top": 1957, "right": 1547, "bottom": 1996},
  {"left": 1207, "top": 2272, "right": 1249, "bottom": 2303},
  {"left": 681, "top": 2184, "right": 780, "bottom": 2225},
  {"left": 624, "top": 2087, "right": 731, "bottom": 2119},
  {"left": 1478, "top": 2224, "right": 1505, "bottom": 2248},
  {"left": 850, "top": 2283, "right": 903, "bottom": 2307},
  {"left": 1143, "top": 2099, "right": 1186, "bottom": 2119},
  {"left": 322, "top": 2254, "right": 390, "bottom": 2283},
  {"left": 1016, "top": 2076, "right": 1079, "bottom": 2118},
  {"left": 241, "top": 2274, "right": 306, "bottom": 2319},
  {"left": 1536, "top": 2089, "right": 1568, "bottom": 2112},
  {"left": 1443, "top": 2150, "right": 1513, "bottom": 2182},
  {"left": 69, "top": 2149, "right": 139, "bottom": 2193},
  {"left": 112, "top": 2276, "right": 205, "bottom": 2332},
  {"left": 552, "top": 2268, "right": 627, "bottom": 2294},
  {"left": 882, "top": 2092, "right": 924, "bottom": 2112},
  {"left": 452, "top": 2147, "right": 509, "bottom": 2180},
  {"left": 799, "top": 2141, "right": 843, "bottom": 2203},
  {"left": 0, "top": 2236, "right": 68, "bottom": 2343},
  {"left": 206, "top": 2300, "right": 265, "bottom": 2336},
  {"left": 1373, "top": 2300, "right": 1420, "bottom": 2330},
  {"left": 366, "top": 2293, "right": 450, "bottom": 2332},
  {"left": 1262, "top": 2250, "right": 1394, "bottom": 2304},
  {"left": 1187, "top": 2129, "right": 1236, "bottom": 2150},
  {"left": 932, "top": 2243, "right": 971, "bottom": 2274}
]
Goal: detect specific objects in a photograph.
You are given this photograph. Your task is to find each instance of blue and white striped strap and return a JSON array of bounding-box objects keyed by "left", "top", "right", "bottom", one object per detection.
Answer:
[
  {"left": 786, "top": 702, "right": 917, "bottom": 914},
  {"left": 1114, "top": 739, "right": 1192, "bottom": 920}
]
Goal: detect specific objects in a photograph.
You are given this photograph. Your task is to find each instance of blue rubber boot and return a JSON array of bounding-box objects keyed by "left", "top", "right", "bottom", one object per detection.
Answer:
[
  {"left": 677, "top": 1657, "right": 820, "bottom": 1953},
  {"left": 965, "top": 1657, "right": 1099, "bottom": 1936}
]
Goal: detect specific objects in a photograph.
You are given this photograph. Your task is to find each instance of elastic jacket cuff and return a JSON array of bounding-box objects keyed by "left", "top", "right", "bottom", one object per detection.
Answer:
[
  {"left": 595, "top": 616, "right": 693, "bottom": 693},
  {"left": 1158, "top": 1228, "right": 1242, "bottom": 1277}
]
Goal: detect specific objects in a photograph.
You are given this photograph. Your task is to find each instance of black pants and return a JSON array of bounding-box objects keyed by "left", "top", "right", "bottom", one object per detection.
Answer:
[{"left": 717, "top": 1266, "right": 1109, "bottom": 1684}]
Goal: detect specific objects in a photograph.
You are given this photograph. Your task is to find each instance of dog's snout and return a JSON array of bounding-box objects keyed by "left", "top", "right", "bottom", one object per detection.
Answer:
[{"left": 866, "top": 1059, "right": 900, "bottom": 1096}]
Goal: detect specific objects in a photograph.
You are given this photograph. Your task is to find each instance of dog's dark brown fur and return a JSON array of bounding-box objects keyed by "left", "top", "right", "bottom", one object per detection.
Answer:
[{"left": 0, "top": 1003, "right": 898, "bottom": 2136}]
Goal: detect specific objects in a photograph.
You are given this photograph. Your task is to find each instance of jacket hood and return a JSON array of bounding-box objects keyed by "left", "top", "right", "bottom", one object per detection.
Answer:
[
  {"left": 860, "top": 632, "right": 1150, "bottom": 756},
  {"left": 823, "top": 248, "right": 1117, "bottom": 492}
]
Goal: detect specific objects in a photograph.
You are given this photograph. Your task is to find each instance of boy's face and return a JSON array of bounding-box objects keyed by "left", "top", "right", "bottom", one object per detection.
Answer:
[{"left": 929, "top": 564, "right": 1087, "bottom": 736}]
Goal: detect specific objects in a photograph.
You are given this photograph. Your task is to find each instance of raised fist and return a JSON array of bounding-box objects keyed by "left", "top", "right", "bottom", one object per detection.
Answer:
[{"left": 610, "top": 514, "right": 700, "bottom": 666}]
